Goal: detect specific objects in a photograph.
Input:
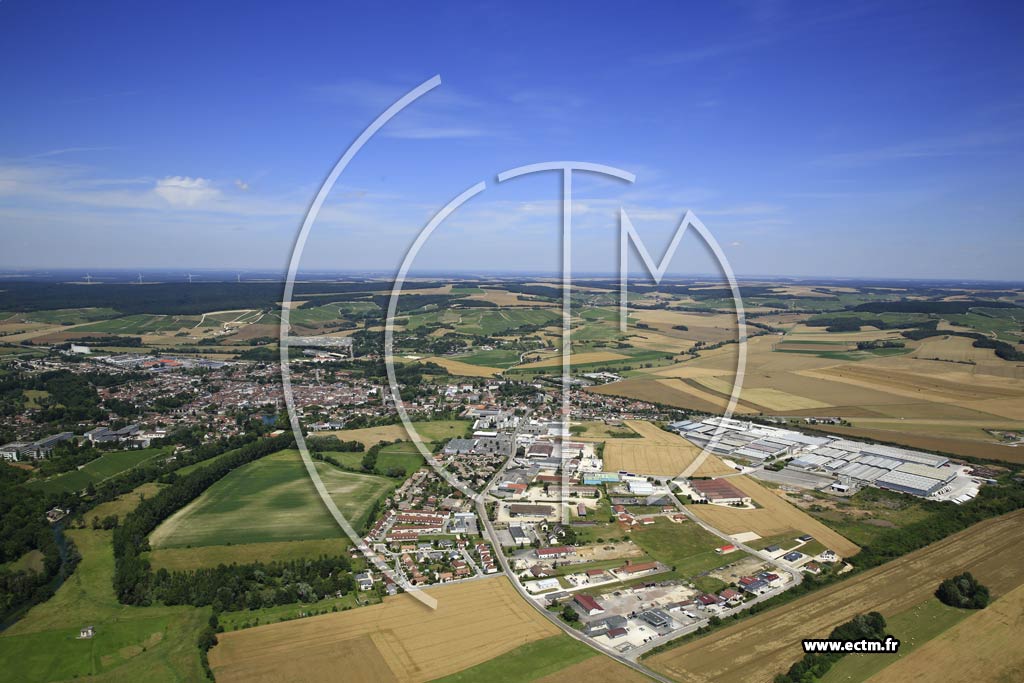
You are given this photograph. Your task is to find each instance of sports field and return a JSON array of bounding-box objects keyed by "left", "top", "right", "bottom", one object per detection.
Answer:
[
  {"left": 688, "top": 475, "right": 860, "bottom": 558},
  {"left": 208, "top": 577, "right": 561, "bottom": 683},
  {"left": 646, "top": 509, "right": 1024, "bottom": 683},
  {"left": 148, "top": 450, "right": 394, "bottom": 549}
]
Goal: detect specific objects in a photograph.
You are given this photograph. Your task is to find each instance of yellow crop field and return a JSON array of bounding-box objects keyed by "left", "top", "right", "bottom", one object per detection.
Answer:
[
  {"left": 911, "top": 335, "right": 1000, "bottom": 363},
  {"left": 535, "top": 656, "right": 653, "bottom": 683},
  {"left": 467, "top": 289, "right": 558, "bottom": 307},
  {"left": 693, "top": 376, "right": 831, "bottom": 411},
  {"left": 604, "top": 442, "right": 734, "bottom": 477},
  {"left": 688, "top": 476, "right": 860, "bottom": 558},
  {"left": 208, "top": 577, "right": 560, "bottom": 683},
  {"left": 866, "top": 583, "right": 1024, "bottom": 683},
  {"left": 424, "top": 356, "right": 503, "bottom": 377},
  {"left": 601, "top": 421, "right": 735, "bottom": 476},
  {"left": 647, "top": 509, "right": 1024, "bottom": 683}
]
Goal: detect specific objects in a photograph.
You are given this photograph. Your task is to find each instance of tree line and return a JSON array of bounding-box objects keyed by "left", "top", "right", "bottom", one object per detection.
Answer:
[{"left": 112, "top": 433, "right": 294, "bottom": 605}]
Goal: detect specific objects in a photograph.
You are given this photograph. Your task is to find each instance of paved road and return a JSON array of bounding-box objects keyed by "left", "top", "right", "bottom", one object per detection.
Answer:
[
  {"left": 475, "top": 497, "right": 673, "bottom": 683},
  {"left": 467, "top": 447, "right": 804, "bottom": 679}
]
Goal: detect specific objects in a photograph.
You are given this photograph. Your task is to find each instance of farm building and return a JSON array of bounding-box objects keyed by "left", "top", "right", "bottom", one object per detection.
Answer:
[
  {"left": 689, "top": 479, "right": 751, "bottom": 505},
  {"left": 574, "top": 594, "right": 605, "bottom": 616}
]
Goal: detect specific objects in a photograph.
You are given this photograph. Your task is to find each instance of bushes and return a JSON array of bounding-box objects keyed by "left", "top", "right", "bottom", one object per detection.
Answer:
[
  {"left": 935, "top": 572, "right": 989, "bottom": 609},
  {"left": 853, "top": 481, "right": 1024, "bottom": 569}
]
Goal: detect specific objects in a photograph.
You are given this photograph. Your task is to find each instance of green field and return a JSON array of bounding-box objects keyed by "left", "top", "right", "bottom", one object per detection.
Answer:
[
  {"left": 23, "top": 389, "right": 50, "bottom": 409},
  {"left": 28, "top": 448, "right": 169, "bottom": 495},
  {"left": 72, "top": 314, "right": 201, "bottom": 334},
  {"left": 218, "top": 590, "right": 381, "bottom": 632},
  {"left": 331, "top": 441, "right": 424, "bottom": 477},
  {"left": 807, "top": 488, "right": 936, "bottom": 547},
  {"left": 820, "top": 598, "right": 972, "bottom": 683},
  {"left": 12, "top": 307, "right": 121, "bottom": 325},
  {"left": 452, "top": 348, "right": 523, "bottom": 368},
  {"left": 404, "top": 308, "right": 560, "bottom": 335},
  {"left": 149, "top": 450, "right": 396, "bottom": 548},
  {"left": 430, "top": 635, "right": 596, "bottom": 683},
  {"left": 0, "top": 529, "right": 208, "bottom": 683},
  {"left": 630, "top": 517, "right": 742, "bottom": 579},
  {"left": 2, "top": 549, "right": 46, "bottom": 573}
]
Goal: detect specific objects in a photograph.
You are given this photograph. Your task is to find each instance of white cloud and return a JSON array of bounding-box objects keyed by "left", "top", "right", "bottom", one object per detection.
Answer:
[
  {"left": 235, "top": 179, "right": 250, "bottom": 191},
  {"left": 154, "top": 176, "right": 221, "bottom": 207}
]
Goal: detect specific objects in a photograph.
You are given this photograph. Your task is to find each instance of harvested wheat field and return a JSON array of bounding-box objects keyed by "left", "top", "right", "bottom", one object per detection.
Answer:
[
  {"left": 647, "top": 509, "right": 1024, "bottom": 683},
  {"left": 591, "top": 377, "right": 733, "bottom": 414},
  {"left": 424, "top": 356, "right": 502, "bottom": 377},
  {"left": 866, "top": 582, "right": 1024, "bottom": 683},
  {"left": 602, "top": 421, "right": 735, "bottom": 476},
  {"left": 209, "top": 577, "right": 559, "bottom": 683},
  {"left": 467, "top": 289, "right": 558, "bottom": 307},
  {"left": 604, "top": 442, "right": 734, "bottom": 477},
  {"left": 534, "top": 655, "right": 654, "bottom": 683},
  {"left": 688, "top": 476, "right": 860, "bottom": 558},
  {"left": 910, "top": 335, "right": 1001, "bottom": 363}
]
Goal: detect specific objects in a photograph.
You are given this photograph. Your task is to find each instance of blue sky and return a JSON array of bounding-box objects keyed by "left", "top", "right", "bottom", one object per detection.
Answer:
[{"left": 1, "top": 1, "right": 1022, "bottom": 279}]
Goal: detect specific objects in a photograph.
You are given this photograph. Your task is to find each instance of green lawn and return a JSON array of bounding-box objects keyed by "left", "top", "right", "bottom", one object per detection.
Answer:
[
  {"left": 0, "top": 529, "right": 209, "bottom": 683},
  {"left": 630, "top": 518, "right": 742, "bottom": 579},
  {"left": 820, "top": 598, "right": 973, "bottom": 683},
  {"left": 149, "top": 450, "right": 395, "bottom": 548},
  {"left": 28, "top": 448, "right": 169, "bottom": 495},
  {"left": 430, "top": 635, "right": 596, "bottom": 683}
]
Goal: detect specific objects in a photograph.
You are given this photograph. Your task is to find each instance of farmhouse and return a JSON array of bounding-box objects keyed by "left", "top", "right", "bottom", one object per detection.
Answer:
[{"left": 535, "top": 545, "right": 574, "bottom": 560}]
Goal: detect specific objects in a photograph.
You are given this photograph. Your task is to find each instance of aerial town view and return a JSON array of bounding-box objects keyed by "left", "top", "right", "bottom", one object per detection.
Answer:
[{"left": 1, "top": 3, "right": 1022, "bottom": 683}]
